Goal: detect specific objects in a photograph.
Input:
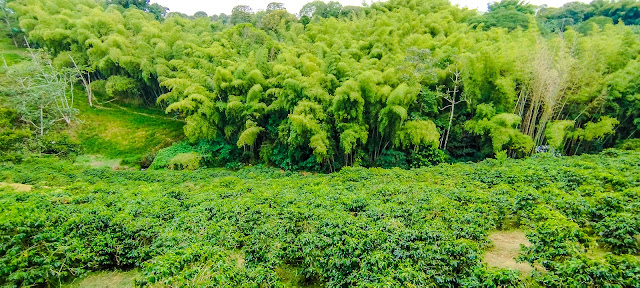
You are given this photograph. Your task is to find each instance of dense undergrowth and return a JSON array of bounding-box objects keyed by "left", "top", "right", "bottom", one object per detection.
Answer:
[{"left": 0, "top": 150, "right": 638, "bottom": 287}]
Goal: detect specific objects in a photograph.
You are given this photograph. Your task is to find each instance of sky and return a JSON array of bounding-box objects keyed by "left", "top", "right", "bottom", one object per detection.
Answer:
[{"left": 152, "top": 0, "right": 591, "bottom": 16}]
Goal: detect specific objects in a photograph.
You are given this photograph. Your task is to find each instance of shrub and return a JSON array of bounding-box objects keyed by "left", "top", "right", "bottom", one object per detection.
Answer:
[
  {"left": 616, "top": 139, "right": 640, "bottom": 151},
  {"left": 105, "top": 76, "right": 139, "bottom": 99},
  {"left": 168, "top": 152, "right": 202, "bottom": 170},
  {"left": 139, "top": 152, "right": 155, "bottom": 169},
  {"left": 150, "top": 142, "right": 196, "bottom": 169},
  {"left": 38, "top": 132, "right": 82, "bottom": 157},
  {"left": 408, "top": 147, "right": 447, "bottom": 168},
  {"left": 375, "top": 150, "right": 408, "bottom": 169},
  {"left": 596, "top": 213, "right": 640, "bottom": 255}
]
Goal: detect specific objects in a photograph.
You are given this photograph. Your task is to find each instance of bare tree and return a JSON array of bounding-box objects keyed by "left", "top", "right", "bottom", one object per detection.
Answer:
[
  {"left": 69, "top": 55, "right": 94, "bottom": 107},
  {"left": 439, "top": 68, "right": 467, "bottom": 150},
  {"left": 6, "top": 46, "right": 79, "bottom": 136}
]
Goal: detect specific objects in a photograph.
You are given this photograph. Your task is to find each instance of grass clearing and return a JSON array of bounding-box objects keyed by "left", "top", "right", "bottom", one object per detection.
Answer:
[
  {"left": 0, "top": 35, "right": 184, "bottom": 167},
  {"left": 74, "top": 155, "right": 123, "bottom": 169},
  {"left": 62, "top": 270, "right": 140, "bottom": 288},
  {"left": 69, "top": 96, "right": 184, "bottom": 165}
]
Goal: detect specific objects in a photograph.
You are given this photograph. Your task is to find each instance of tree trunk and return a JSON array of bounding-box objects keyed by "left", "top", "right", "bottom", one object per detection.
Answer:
[
  {"left": 70, "top": 56, "right": 92, "bottom": 107},
  {"left": 39, "top": 107, "right": 44, "bottom": 136},
  {"left": 443, "top": 103, "right": 455, "bottom": 150}
]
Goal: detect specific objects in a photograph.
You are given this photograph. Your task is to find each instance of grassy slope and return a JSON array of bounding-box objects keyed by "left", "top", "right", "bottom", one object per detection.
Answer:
[
  {"left": 0, "top": 34, "right": 184, "bottom": 166},
  {"left": 69, "top": 96, "right": 184, "bottom": 165}
]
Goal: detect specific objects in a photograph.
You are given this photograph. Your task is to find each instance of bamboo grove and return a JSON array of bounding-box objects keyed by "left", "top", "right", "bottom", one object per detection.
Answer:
[{"left": 4, "top": 0, "right": 640, "bottom": 170}]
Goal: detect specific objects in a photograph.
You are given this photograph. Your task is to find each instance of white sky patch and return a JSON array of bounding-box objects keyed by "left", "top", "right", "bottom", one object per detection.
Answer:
[{"left": 151, "top": 0, "right": 591, "bottom": 16}]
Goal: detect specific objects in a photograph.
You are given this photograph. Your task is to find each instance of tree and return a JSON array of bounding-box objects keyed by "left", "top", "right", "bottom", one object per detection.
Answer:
[
  {"left": 193, "top": 11, "right": 208, "bottom": 18},
  {"left": 6, "top": 50, "right": 79, "bottom": 136},
  {"left": 439, "top": 68, "right": 467, "bottom": 150},
  {"left": 266, "top": 2, "right": 285, "bottom": 12},
  {"left": 259, "top": 10, "right": 296, "bottom": 32},
  {"left": 488, "top": 0, "right": 536, "bottom": 14},
  {"left": 69, "top": 55, "right": 95, "bottom": 107},
  {"left": 472, "top": 0, "right": 536, "bottom": 30},
  {"left": 148, "top": 3, "right": 169, "bottom": 20},
  {"left": 231, "top": 5, "right": 253, "bottom": 25},
  {"left": 299, "top": 1, "right": 326, "bottom": 18}
]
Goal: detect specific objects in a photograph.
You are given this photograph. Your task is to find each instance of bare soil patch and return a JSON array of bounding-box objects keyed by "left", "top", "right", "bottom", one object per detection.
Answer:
[{"left": 483, "top": 230, "right": 534, "bottom": 274}]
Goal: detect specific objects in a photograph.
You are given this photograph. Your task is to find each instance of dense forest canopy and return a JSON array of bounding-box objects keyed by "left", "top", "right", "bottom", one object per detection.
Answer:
[{"left": 2, "top": 0, "right": 640, "bottom": 171}]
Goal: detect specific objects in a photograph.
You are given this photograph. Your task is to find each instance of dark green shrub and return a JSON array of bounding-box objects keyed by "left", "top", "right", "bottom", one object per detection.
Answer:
[
  {"left": 533, "top": 255, "right": 640, "bottom": 287},
  {"left": 38, "top": 133, "right": 82, "bottom": 157},
  {"left": 375, "top": 150, "right": 408, "bottom": 169},
  {"left": 596, "top": 213, "right": 640, "bottom": 255},
  {"left": 139, "top": 152, "right": 155, "bottom": 169},
  {"left": 408, "top": 147, "right": 448, "bottom": 168}
]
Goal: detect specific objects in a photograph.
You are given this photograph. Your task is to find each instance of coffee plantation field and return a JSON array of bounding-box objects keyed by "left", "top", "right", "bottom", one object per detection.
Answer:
[{"left": 1, "top": 150, "right": 639, "bottom": 287}]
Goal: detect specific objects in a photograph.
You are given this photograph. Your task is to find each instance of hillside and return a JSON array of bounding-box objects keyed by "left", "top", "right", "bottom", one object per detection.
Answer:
[
  {"left": 1, "top": 150, "right": 639, "bottom": 286},
  {"left": 0, "top": 0, "right": 639, "bottom": 287},
  {"left": 0, "top": 32, "right": 184, "bottom": 168}
]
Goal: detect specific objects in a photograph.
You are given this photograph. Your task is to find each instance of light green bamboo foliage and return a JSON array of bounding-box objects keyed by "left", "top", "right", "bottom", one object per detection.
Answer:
[
  {"left": 394, "top": 120, "right": 440, "bottom": 151},
  {"left": 168, "top": 152, "right": 202, "bottom": 170},
  {"left": 288, "top": 100, "right": 330, "bottom": 161},
  {"left": 332, "top": 80, "right": 364, "bottom": 123},
  {"left": 580, "top": 116, "right": 619, "bottom": 141},
  {"left": 546, "top": 120, "right": 576, "bottom": 150},
  {"left": 8, "top": 0, "right": 640, "bottom": 168},
  {"left": 378, "top": 83, "right": 418, "bottom": 140},
  {"left": 237, "top": 120, "right": 264, "bottom": 150},
  {"left": 105, "top": 75, "right": 139, "bottom": 99},
  {"left": 466, "top": 104, "right": 534, "bottom": 155}
]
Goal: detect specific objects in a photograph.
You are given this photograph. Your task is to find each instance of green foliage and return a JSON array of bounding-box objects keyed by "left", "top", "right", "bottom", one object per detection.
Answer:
[
  {"left": 466, "top": 105, "right": 534, "bottom": 155},
  {"left": 5, "top": 50, "right": 79, "bottom": 136},
  {"left": 0, "top": 150, "right": 638, "bottom": 286},
  {"left": 581, "top": 116, "right": 619, "bottom": 141},
  {"left": 168, "top": 152, "right": 201, "bottom": 170},
  {"left": 470, "top": 0, "right": 535, "bottom": 30},
  {"left": 38, "top": 132, "right": 82, "bottom": 157},
  {"left": 596, "top": 213, "right": 640, "bottom": 254},
  {"left": 616, "top": 139, "right": 640, "bottom": 151},
  {"left": 374, "top": 149, "right": 407, "bottom": 169},
  {"left": 408, "top": 146, "right": 447, "bottom": 168},
  {"left": 0, "top": 107, "right": 30, "bottom": 162},
  {"left": 394, "top": 120, "right": 440, "bottom": 150},
  {"left": 6, "top": 0, "right": 640, "bottom": 170},
  {"left": 546, "top": 120, "right": 575, "bottom": 150},
  {"left": 150, "top": 141, "right": 200, "bottom": 169},
  {"left": 105, "top": 75, "right": 140, "bottom": 99},
  {"left": 236, "top": 120, "right": 264, "bottom": 148}
]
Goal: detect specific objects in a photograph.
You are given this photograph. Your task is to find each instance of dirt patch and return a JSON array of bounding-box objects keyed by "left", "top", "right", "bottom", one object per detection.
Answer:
[
  {"left": 228, "top": 251, "right": 245, "bottom": 269},
  {"left": 483, "top": 230, "right": 533, "bottom": 274},
  {"left": 64, "top": 270, "right": 139, "bottom": 288},
  {"left": 0, "top": 182, "right": 32, "bottom": 192}
]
